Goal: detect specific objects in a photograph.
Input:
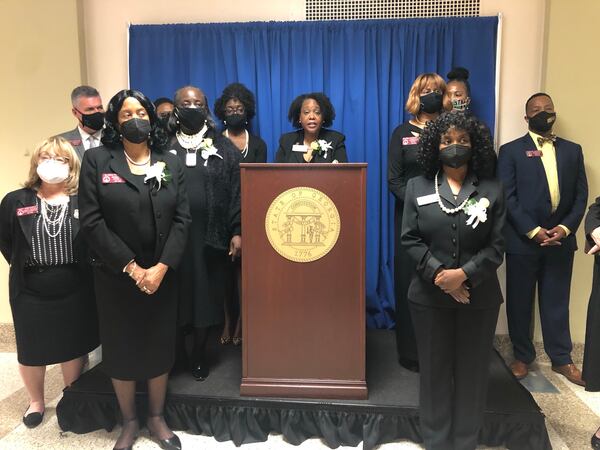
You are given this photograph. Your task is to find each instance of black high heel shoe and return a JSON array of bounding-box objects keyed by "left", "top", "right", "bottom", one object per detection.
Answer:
[
  {"left": 113, "top": 417, "right": 139, "bottom": 450},
  {"left": 147, "top": 414, "right": 182, "bottom": 450},
  {"left": 190, "top": 356, "right": 209, "bottom": 381}
]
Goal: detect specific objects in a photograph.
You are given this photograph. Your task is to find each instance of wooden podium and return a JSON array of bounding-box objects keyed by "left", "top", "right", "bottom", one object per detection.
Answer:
[{"left": 240, "top": 163, "right": 367, "bottom": 399}]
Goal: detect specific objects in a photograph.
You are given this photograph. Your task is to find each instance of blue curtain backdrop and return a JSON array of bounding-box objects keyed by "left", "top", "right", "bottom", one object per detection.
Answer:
[{"left": 129, "top": 17, "right": 498, "bottom": 328}]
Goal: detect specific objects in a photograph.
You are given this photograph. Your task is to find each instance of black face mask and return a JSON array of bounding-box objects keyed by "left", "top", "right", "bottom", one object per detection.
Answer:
[
  {"left": 439, "top": 144, "right": 472, "bottom": 168},
  {"left": 120, "top": 118, "right": 151, "bottom": 144},
  {"left": 420, "top": 92, "right": 443, "bottom": 114},
  {"left": 78, "top": 110, "right": 105, "bottom": 131},
  {"left": 175, "top": 106, "right": 207, "bottom": 134},
  {"left": 225, "top": 113, "right": 247, "bottom": 131},
  {"left": 528, "top": 111, "right": 556, "bottom": 133},
  {"left": 156, "top": 115, "right": 170, "bottom": 129}
]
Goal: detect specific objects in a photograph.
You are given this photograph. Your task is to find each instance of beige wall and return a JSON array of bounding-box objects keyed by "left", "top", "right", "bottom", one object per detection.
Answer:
[
  {"left": 0, "top": 0, "right": 83, "bottom": 322},
  {"left": 543, "top": 0, "right": 599, "bottom": 342}
]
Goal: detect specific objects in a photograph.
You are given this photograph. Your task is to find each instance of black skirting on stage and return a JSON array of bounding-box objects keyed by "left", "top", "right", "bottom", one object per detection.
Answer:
[{"left": 56, "top": 330, "right": 550, "bottom": 450}]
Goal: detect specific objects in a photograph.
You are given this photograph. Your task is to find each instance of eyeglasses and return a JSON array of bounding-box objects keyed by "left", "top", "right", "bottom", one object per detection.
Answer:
[
  {"left": 225, "top": 106, "right": 245, "bottom": 114},
  {"left": 39, "top": 155, "right": 69, "bottom": 164}
]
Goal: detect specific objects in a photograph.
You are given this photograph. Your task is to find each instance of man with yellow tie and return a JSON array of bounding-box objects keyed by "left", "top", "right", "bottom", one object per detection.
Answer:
[{"left": 498, "top": 93, "right": 588, "bottom": 385}]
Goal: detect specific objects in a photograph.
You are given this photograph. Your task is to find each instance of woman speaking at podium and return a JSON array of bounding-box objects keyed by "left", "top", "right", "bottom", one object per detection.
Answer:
[{"left": 275, "top": 92, "right": 348, "bottom": 163}]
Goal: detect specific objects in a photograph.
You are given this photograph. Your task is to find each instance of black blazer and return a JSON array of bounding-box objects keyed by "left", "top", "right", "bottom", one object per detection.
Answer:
[
  {"left": 585, "top": 197, "right": 600, "bottom": 252},
  {"left": 78, "top": 145, "right": 191, "bottom": 274},
  {"left": 245, "top": 134, "right": 267, "bottom": 163},
  {"left": 0, "top": 188, "right": 88, "bottom": 301},
  {"left": 497, "top": 133, "right": 588, "bottom": 254},
  {"left": 275, "top": 129, "right": 348, "bottom": 163},
  {"left": 401, "top": 173, "right": 506, "bottom": 309}
]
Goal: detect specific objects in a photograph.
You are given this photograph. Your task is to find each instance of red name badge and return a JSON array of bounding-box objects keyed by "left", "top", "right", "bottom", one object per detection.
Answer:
[
  {"left": 102, "top": 173, "right": 126, "bottom": 184},
  {"left": 16, "top": 205, "right": 38, "bottom": 217},
  {"left": 526, "top": 150, "right": 543, "bottom": 157},
  {"left": 402, "top": 136, "right": 419, "bottom": 146}
]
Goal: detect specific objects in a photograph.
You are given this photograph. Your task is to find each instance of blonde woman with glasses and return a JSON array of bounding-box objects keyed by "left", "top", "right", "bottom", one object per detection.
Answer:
[{"left": 0, "top": 136, "right": 99, "bottom": 429}]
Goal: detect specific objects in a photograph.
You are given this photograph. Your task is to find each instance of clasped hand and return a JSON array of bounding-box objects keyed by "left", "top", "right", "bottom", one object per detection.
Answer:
[
  {"left": 534, "top": 227, "right": 565, "bottom": 247},
  {"left": 588, "top": 227, "right": 600, "bottom": 255},
  {"left": 128, "top": 262, "right": 168, "bottom": 295},
  {"left": 435, "top": 268, "right": 470, "bottom": 304}
]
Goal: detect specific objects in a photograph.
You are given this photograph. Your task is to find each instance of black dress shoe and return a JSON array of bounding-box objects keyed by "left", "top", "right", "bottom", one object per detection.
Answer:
[
  {"left": 191, "top": 359, "right": 209, "bottom": 381},
  {"left": 22, "top": 410, "right": 44, "bottom": 428},
  {"left": 592, "top": 432, "right": 600, "bottom": 449},
  {"left": 154, "top": 433, "right": 181, "bottom": 450},
  {"left": 148, "top": 415, "right": 182, "bottom": 450}
]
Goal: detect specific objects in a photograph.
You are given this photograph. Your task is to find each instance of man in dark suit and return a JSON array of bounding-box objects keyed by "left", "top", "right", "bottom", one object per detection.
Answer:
[
  {"left": 58, "top": 85, "right": 104, "bottom": 161},
  {"left": 497, "top": 92, "right": 588, "bottom": 385}
]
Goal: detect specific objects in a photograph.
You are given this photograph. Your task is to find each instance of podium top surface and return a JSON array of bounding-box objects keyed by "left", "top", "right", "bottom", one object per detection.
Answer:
[{"left": 240, "top": 163, "right": 368, "bottom": 169}]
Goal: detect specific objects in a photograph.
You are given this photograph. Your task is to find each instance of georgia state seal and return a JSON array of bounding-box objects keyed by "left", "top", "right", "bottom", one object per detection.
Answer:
[{"left": 265, "top": 187, "right": 340, "bottom": 263}]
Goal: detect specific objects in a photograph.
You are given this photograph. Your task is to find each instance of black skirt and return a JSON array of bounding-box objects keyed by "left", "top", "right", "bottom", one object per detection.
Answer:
[
  {"left": 94, "top": 265, "right": 177, "bottom": 381},
  {"left": 12, "top": 265, "right": 99, "bottom": 366}
]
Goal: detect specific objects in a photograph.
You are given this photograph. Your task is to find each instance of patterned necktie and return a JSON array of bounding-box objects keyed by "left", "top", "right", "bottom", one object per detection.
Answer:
[{"left": 537, "top": 134, "right": 556, "bottom": 146}]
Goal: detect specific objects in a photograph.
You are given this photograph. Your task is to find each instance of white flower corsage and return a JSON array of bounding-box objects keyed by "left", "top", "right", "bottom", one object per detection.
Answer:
[
  {"left": 310, "top": 140, "right": 333, "bottom": 159},
  {"left": 199, "top": 137, "right": 223, "bottom": 166},
  {"left": 144, "top": 161, "right": 171, "bottom": 191},
  {"left": 463, "top": 197, "right": 490, "bottom": 229}
]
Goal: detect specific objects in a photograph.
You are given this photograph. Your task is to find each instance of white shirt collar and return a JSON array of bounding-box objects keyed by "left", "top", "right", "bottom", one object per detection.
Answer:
[{"left": 78, "top": 126, "right": 102, "bottom": 149}]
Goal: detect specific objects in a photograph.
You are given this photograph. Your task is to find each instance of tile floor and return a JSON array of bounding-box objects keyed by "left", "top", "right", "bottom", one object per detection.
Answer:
[{"left": 0, "top": 344, "right": 596, "bottom": 450}]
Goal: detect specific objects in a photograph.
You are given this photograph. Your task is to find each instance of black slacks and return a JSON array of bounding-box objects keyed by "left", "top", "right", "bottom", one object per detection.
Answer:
[{"left": 410, "top": 302, "right": 500, "bottom": 450}]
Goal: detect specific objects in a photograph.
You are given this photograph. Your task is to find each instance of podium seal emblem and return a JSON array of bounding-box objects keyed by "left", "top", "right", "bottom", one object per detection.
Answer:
[{"left": 265, "top": 187, "right": 340, "bottom": 263}]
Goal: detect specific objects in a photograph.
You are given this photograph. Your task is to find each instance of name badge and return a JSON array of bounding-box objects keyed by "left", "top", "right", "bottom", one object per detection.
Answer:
[
  {"left": 101, "top": 173, "right": 126, "bottom": 184},
  {"left": 16, "top": 205, "right": 38, "bottom": 217},
  {"left": 186, "top": 152, "right": 197, "bottom": 167},
  {"left": 526, "top": 150, "right": 543, "bottom": 157},
  {"left": 292, "top": 144, "right": 308, "bottom": 153},
  {"left": 402, "top": 136, "right": 419, "bottom": 146},
  {"left": 417, "top": 193, "right": 439, "bottom": 206}
]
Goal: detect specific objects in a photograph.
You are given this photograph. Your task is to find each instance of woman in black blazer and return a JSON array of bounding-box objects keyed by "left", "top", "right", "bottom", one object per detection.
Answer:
[
  {"left": 0, "top": 137, "right": 99, "bottom": 429},
  {"left": 214, "top": 83, "right": 267, "bottom": 163},
  {"left": 79, "top": 90, "right": 191, "bottom": 450},
  {"left": 275, "top": 92, "right": 347, "bottom": 163},
  {"left": 401, "top": 112, "right": 505, "bottom": 450},
  {"left": 213, "top": 83, "right": 264, "bottom": 346}
]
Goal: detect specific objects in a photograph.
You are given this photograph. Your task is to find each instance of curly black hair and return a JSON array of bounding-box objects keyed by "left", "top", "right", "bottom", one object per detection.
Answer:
[
  {"left": 213, "top": 83, "right": 256, "bottom": 121},
  {"left": 287, "top": 92, "right": 335, "bottom": 128},
  {"left": 418, "top": 111, "right": 496, "bottom": 179},
  {"left": 101, "top": 89, "right": 169, "bottom": 151}
]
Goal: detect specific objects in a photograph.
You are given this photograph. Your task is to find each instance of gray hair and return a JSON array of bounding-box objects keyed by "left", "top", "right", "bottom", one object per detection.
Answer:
[{"left": 70, "top": 85, "right": 101, "bottom": 105}]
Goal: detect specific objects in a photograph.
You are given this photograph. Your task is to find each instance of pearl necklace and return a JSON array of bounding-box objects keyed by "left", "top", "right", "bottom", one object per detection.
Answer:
[
  {"left": 434, "top": 171, "right": 469, "bottom": 215},
  {"left": 177, "top": 125, "right": 207, "bottom": 151},
  {"left": 124, "top": 150, "right": 150, "bottom": 166},
  {"left": 224, "top": 129, "right": 249, "bottom": 158},
  {"left": 40, "top": 197, "right": 69, "bottom": 238}
]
